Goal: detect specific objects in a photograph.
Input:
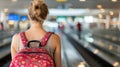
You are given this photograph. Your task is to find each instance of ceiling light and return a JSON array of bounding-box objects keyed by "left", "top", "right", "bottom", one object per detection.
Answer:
[
  {"left": 97, "top": 5, "right": 102, "bottom": 9},
  {"left": 110, "top": 11, "right": 114, "bottom": 15},
  {"left": 78, "top": 62, "right": 85, "bottom": 67},
  {"left": 93, "top": 49, "right": 99, "bottom": 54},
  {"left": 4, "top": 8, "right": 8, "bottom": 13},
  {"left": 79, "top": 0, "right": 86, "bottom": 2},
  {"left": 109, "top": 45, "right": 113, "bottom": 50},
  {"left": 100, "top": 8, "right": 105, "bottom": 12},
  {"left": 12, "top": 0, "right": 17, "bottom": 2},
  {"left": 98, "top": 14, "right": 103, "bottom": 19},
  {"left": 56, "top": 0, "right": 67, "bottom": 2},
  {"left": 113, "top": 62, "right": 119, "bottom": 67},
  {"left": 111, "top": 0, "right": 117, "bottom": 2},
  {"left": 9, "top": 20, "right": 14, "bottom": 25}
]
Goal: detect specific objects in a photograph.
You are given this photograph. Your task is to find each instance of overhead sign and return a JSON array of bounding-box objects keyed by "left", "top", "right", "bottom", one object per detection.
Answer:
[
  {"left": 8, "top": 13, "right": 20, "bottom": 22},
  {"left": 21, "top": 16, "right": 28, "bottom": 21}
]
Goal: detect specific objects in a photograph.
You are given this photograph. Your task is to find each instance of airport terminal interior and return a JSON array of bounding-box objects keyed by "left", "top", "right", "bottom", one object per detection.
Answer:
[{"left": 0, "top": 0, "right": 120, "bottom": 67}]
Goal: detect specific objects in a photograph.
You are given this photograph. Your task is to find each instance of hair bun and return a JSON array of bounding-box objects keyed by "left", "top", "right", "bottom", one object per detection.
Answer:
[
  {"left": 33, "top": 0, "right": 44, "bottom": 5},
  {"left": 28, "top": 0, "right": 49, "bottom": 22}
]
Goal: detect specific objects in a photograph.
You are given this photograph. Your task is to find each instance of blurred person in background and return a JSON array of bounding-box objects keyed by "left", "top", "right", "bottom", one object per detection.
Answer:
[
  {"left": 11, "top": 0, "right": 61, "bottom": 67},
  {"left": 77, "top": 22, "right": 82, "bottom": 39},
  {"left": 58, "top": 22, "right": 64, "bottom": 32},
  {"left": 0, "top": 23, "right": 4, "bottom": 31}
]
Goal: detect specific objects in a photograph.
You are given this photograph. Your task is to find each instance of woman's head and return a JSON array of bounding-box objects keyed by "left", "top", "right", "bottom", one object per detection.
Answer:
[{"left": 28, "top": 0, "right": 49, "bottom": 23}]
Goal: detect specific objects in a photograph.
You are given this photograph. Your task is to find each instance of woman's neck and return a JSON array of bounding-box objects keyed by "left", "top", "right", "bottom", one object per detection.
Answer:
[{"left": 30, "top": 21, "right": 44, "bottom": 31}]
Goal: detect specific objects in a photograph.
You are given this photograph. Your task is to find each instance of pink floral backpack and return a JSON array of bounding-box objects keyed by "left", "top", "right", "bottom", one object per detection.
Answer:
[{"left": 10, "top": 32, "right": 55, "bottom": 67}]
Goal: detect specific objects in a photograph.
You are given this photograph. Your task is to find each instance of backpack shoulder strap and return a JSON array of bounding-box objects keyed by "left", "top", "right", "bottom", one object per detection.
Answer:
[
  {"left": 19, "top": 32, "right": 28, "bottom": 47},
  {"left": 41, "top": 32, "right": 54, "bottom": 46}
]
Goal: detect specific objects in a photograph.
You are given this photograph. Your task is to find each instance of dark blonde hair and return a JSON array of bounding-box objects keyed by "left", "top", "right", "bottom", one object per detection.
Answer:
[{"left": 28, "top": 0, "right": 49, "bottom": 22}]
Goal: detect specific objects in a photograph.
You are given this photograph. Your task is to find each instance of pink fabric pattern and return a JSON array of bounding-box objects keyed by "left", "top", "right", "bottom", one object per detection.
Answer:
[{"left": 10, "top": 32, "right": 55, "bottom": 67}]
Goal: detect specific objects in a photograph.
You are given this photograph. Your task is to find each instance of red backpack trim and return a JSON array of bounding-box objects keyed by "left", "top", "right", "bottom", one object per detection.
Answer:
[
  {"left": 20, "top": 32, "right": 27, "bottom": 47},
  {"left": 41, "top": 32, "right": 54, "bottom": 46},
  {"left": 20, "top": 32, "right": 54, "bottom": 47}
]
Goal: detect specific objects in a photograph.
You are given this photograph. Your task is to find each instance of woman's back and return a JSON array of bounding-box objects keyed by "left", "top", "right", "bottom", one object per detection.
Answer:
[
  {"left": 11, "top": 29, "right": 61, "bottom": 67},
  {"left": 11, "top": 0, "right": 61, "bottom": 67},
  {"left": 18, "top": 29, "right": 56, "bottom": 57}
]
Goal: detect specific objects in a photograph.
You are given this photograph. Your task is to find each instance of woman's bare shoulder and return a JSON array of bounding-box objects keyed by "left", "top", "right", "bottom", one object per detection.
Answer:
[
  {"left": 12, "top": 33, "right": 19, "bottom": 40},
  {"left": 52, "top": 33, "right": 61, "bottom": 42},
  {"left": 51, "top": 33, "right": 61, "bottom": 47},
  {"left": 11, "top": 33, "right": 19, "bottom": 47}
]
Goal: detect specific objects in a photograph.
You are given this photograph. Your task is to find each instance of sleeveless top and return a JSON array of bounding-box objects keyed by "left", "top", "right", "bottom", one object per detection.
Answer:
[{"left": 16, "top": 32, "right": 54, "bottom": 58}]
